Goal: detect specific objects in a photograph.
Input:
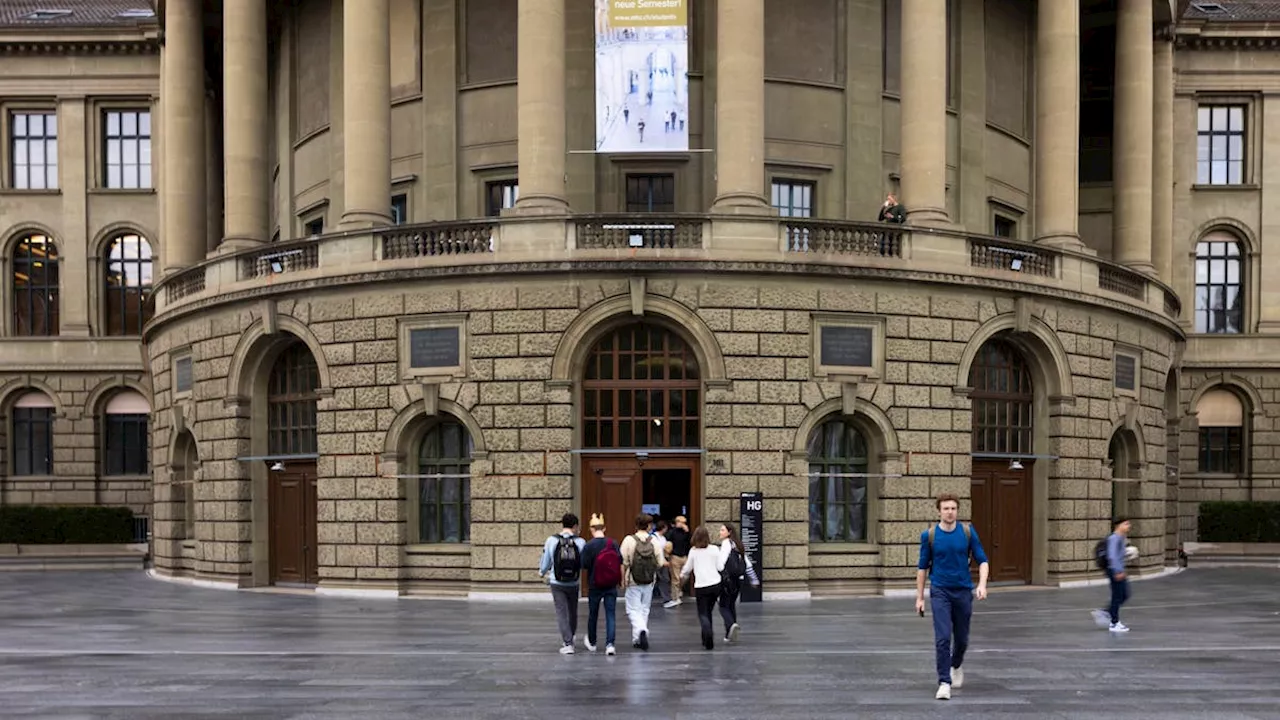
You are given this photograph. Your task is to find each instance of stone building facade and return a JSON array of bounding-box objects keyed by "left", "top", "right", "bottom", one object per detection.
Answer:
[{"left": 0, "top": 0, "right": 1275, "bottom": 598}]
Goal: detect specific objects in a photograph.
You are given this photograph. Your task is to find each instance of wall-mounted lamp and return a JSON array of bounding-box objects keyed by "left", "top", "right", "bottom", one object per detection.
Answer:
[
  {"left": 269, "top": 461, "right": 285, "bottom": 472},
  {"left": 1008, "top": 459, "right": 1024, "bottom": 471},
  {"left": 1010, "top": 258, "right": 1023, "bottom": 271}
]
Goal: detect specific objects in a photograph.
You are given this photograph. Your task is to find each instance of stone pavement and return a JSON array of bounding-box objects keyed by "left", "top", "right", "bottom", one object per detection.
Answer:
[{"left": 0, "top": 568, "right": 1278, "bottom": 719}]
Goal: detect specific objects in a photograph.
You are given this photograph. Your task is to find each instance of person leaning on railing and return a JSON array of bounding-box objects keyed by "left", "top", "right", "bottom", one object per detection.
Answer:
[{"left": 876, "top": 194, "right": 906, "bottom": 255}]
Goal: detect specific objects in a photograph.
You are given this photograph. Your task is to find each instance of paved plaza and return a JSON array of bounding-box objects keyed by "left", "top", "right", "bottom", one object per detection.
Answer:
[{"left": 0, "top": 568, "right": 1278, "bottom": 718}]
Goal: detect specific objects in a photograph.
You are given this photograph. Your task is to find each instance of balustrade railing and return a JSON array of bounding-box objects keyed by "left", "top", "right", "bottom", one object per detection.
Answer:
[
  {"left": 782, "top": 219, "right": 903, "bottom": 257},
  {"left": 575, "top": 215, "right": 702, "bottom": 249},
  {"left": 381, "top": 221, "right": 495, "bottom": 259},
  {"left": 165, "top": 267, "right": 205, "bottom": 303},
  {"left": 1098, "top": 264, "right": 1147, "bottom": 300},
  {"left": 968, "top": 236, "right": 1057, "bottom": 277},
  {"left": 240, "top": 242, "right": 320, "bottom": 280}
]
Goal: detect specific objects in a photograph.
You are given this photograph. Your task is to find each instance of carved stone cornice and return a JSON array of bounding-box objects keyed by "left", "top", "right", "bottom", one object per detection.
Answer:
[
  {"left": 0, "top": 39, "right": 158, "bottom": 55},
  {"left": 1176, "top": 35, "right": 1280, "bottom": 51}
]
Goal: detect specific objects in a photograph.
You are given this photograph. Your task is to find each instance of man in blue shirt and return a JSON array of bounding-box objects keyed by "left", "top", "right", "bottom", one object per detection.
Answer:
[
  {"left": 1092, "top": 516, "right": 1132, "bottom": 633},
  {"left": 916, "top": 493, "right": 989, "bottom": 701}
]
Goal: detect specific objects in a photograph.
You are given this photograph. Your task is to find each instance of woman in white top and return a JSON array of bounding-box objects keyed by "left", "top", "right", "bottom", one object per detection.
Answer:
[
  {"left": 718, "top": 523, "right": 759, "bottom": 644},
  {"left": 679, "top": 525, "right": 726, "bottom": 650}
]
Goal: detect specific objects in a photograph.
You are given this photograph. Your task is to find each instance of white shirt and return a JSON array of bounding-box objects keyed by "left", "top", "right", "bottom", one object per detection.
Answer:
[
  {"left": 719, "top": 539, "right": 754, "bottom": 575},
  {"left": 679, "top": 545, "right": 726, "bottom": 589}
]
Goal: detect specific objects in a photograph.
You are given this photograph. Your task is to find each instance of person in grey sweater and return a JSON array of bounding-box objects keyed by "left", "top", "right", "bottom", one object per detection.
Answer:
[
  {"left": 1093, "top": 517, "right": 1132, "bottom": 633},
  {"left": 538, "top": 514, "right": 586, "bottom": 653}
]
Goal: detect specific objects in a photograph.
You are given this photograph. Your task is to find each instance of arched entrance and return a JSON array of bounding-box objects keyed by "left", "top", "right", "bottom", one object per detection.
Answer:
[
  {"left": 969, "top": 338, "right": 1035, "bottom": 584},
  {"left": 579, "top": 322, "right": 701, "bottom": 544},
  {"left": 1108, "top": 430, "right": 1140, "bottom": 521},
  {"left": 266, "top": 341, "right": 319, "bottom": 585}
]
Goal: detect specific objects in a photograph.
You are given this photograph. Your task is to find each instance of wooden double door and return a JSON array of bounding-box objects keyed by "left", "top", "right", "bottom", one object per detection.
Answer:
[
  {"left": 269, "top": 462, "right": 318, "bottom": 585},
  {"left": 969, "top": 459, "right": 1033, "bottom": 584},
  {"left": 582, "top": 455, "right": 699, "bottom": 545}
]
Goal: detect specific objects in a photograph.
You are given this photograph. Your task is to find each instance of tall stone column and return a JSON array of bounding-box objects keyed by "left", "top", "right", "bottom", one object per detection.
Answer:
[
  {"left": 513, "top": 0, "right": 569, "bottom": 213},
  {"left": 899, "top": 0, "right": 949, "bottom": 225},
  {"left": 161, "top": 0, "right": 207, "bottom": 272},
  {"left": 223, "top": 0, "right": 269, "bottom": 246},
  {"left": 341, "top": 0, "right": 392, "bottom": 227},
  {"left": 711, "top": 0, "right": 768, "bottom": 212},
  {"left": 1152, "top": 27, "right": 1175, "bottom": 283},
  {"left": 1034, "top": 0, "right": 1081, "bottom": 248},
  {"left": 1113, "top": 0, "right": 1155, "bottom": 274}
]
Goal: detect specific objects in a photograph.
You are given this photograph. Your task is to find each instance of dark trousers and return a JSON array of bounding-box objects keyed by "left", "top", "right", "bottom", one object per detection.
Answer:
[
  {"left": 550, "top": 584, "right": 579, "bottom": 646},
  {"left": 930, "top": 586, "right": 973, "bottom": 685},
  {"left": 1106, "top": 570, "right": 1130, "bottom": 624},
  {"left": 587, "top": 586, "right": 618, "bottom": 647},
  {"left": 718, "top": 579, "right": 741, "bottom": 635},
  {"left": 655, "top": 567, "right": 672, "bottom": 603},
  {"left": 695, "top": 584, "right": 721, "bottom": 648}
]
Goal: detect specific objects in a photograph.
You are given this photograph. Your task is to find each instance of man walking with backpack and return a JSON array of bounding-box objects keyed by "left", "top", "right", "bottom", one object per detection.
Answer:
[
  {"left": 579, "top": 513, "right": 621, "bottom": 655},
  {"left": 620, "top": 513, "right": 664, "bottom": 650},
  {"left": 538, "top": 513, "right": 586, "bottom": 654},
  {"left": 1092, "top": 516, "right": 1133, "bottom": 633},
  {"left": 916, "top": 494, "right": 989, "bottom": 701}
]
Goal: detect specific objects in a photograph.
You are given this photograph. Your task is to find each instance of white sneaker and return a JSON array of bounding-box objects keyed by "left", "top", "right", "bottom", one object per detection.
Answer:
[
  {"left": 950, "top": 666, "right": 964, "bottom": 689},
  {"left": 729, "top": 623, "right": 741, "bottom": 642},
  {"left": 663, "top": 600, "right": 680, "bottom": 609},
  {"left": 936, "top": 683, "right": 951, "bottom": 700},
  {"left": 559, "top": 644, "right": 574, "bottom": 654},
  {"left": 1092, "top": 609, "right": 1111, "bottom": 629},
  {"left": 585, "top": 640, "right": 597, "bottom": 652},
  {"left": 1109, "top": 622, "right": 1130, "bottom": 633},
  {"left": 605, "top": 644, "right": 616, "bottom": 656}
]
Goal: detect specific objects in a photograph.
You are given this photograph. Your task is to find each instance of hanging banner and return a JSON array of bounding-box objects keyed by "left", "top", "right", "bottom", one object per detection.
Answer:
[
  {"left": 740, "top": 492, "right": 764, "bottom": 603},
  {"left": 595, "top": 0, "right": 689, "bottom": 152}
]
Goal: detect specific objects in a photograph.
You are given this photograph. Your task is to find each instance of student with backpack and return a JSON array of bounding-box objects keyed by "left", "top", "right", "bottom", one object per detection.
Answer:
[
  {"left": 679, "top": 525, "right": 726, "bottom": 650},
  {"left": 717, "top": 522, "right": 759, "bottom": 643},
  {"left": 915, "top": 494, "right": 989, "bottom": 701},
  {"left": 620, "top": 513, "right": 664, "bottom": 651},
  {"left": 1091, "top": 516, "right": 1133, "bottom": 633},
  {"left": 538, "top": 513, "right": 586, "bottom": 654},
  {"left": 579, "top": 513, "right": 621, "bottom": 655}
]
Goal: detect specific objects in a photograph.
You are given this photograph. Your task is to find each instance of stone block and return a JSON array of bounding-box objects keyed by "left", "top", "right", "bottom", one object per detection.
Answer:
[
  {"left": 700, "top": 283, "right": 758, "bottom": 308},
  {"left": 494, "top": 357, "right": 552, "bottom": 380},
  {"left": 472, "top": 476, "right": 520, "bottom": 499},
  {"left": 494, "top": 499, "right": 547, "bottom": 522}
]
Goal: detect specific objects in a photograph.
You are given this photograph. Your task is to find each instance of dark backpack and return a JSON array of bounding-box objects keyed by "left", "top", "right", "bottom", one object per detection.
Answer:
[
  {"left": 629, "top": 535, "right": 659, "bottom": 585},
  {"left": 552, "top": 535, "right": 581, "bottom": 583},
  {"left": 593, "top": 539, "right": 622, "bottom": 588},
  {"left": 724, "top": 546, "right": 746, "bottom": 580},
  {"left": 926, "top": 523, "right": 972, "bottom": 568},
  {"left": 1094, "top": 538, "right": 1110, "bottom": 571}
]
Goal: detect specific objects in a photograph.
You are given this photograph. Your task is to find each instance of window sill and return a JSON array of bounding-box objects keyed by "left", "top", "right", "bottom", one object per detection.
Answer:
[
  {"left": 3, "top": 474, "right": 57, "bottom": 481},
  {"left": 1192, "top": 183, "right": 1259, "bottom": 192},
  {"left": 406, "top": 543, "right": 471, "bottom": 555},
  {"left": 89, "top": 187, "right": 156, "bottom": 196},
  {"left": 102, "top": 474, "right": 151, "bottom": 481},
  {"left": 0, "top": 189, "right": 60, "bottom": 196},
  {"left": 809, "top": 542, "right": 879, "bottom": 555}
]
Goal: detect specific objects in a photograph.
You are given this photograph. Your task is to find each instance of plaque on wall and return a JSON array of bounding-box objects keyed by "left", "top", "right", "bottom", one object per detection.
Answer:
[
  {"left": 174, "top": 356, "right": 193, "bottom": 394},
  {"left": 408, "top": 326, "right": 461, "bottom": 369},
  {"left": 1115, "top": 354, "right": 1137, "bottom": 392},
  {"left": 821, "top": 325, "right": 874, "bottom": 368}
]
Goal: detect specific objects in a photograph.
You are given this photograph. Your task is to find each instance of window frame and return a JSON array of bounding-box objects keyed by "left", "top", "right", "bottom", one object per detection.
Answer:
[
  {"left": 12, "top": 405, "right": 54, "bottom": 476},
  {"left": 484, "top": 178, "right": 519, "bottom": 217},
  {"left": 11, "top": 233, "right": 60, "bottom": 336},
  {"left": 807, "top": 418, "right": 872, "bottom": 545},
  {"left": 1197, "top": 425, "right": 1244, "bottom": 474},
  {"left": 102, "top": 233, "right": 154, "bottom": 336},
  {"left": 99, "top": 106, "right": 154, "bottom": 191},
  {"left": 103, "top": 411, "right": 149, "bottom": 476},
  {"left": 1196, "top": 102, "right": 1248, "bottom": 186},
  {"left": 624, "top": 173, "right": 677, "bottom": 213},
  {"left": 391, "top": 193, "right": 409, "bottom": 225},
  {"left": 770, "top": 178, "right": 816, "bottom": 218},
  {"left": 6, "top": 107, "right": 59, "bottom": 191},
  {"left": 1193, "top": 238, "right": 1244, "bottom": 335},
  {"left": 414, "top": 419, "right": 473, "bottom": 545}
]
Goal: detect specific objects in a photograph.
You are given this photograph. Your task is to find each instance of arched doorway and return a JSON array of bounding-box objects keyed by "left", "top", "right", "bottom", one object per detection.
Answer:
[
  {"left": 969, "top": 338, "right": 1034, "bottom": 584},
  {"left": 266, "top": 341, "right": 319, "bottom": 585},
  {"left": 1108, "top": 431, "right": 1140, "bottom": 521},
  {"left": 579, "top": 322, "right": 701, "bottom": 544}
]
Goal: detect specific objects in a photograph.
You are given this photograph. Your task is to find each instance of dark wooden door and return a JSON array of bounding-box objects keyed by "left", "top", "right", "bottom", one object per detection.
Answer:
[
  {"left": 583, "top": 457, "right": 642, "bottom": 546},
  {"left": 270, "top": 462, "right": 318, "bottom": 585},
  {"left": 970, "top": 459, "right": 1032, "bottom": 584}
]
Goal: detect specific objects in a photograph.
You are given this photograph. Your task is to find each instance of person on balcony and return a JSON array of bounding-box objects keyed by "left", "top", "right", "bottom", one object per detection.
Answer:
[{"left": 876, "top": 193, "right": 906, "bottom": 255}]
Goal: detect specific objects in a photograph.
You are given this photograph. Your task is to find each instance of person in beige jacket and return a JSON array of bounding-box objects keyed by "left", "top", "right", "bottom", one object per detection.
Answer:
[{"left": 619, "top": 513, "right": 665, "bottom": 650}]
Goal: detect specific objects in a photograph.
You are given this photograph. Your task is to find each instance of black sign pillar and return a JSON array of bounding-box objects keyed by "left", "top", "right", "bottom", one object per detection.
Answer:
[{"left": 739, "top": 492, "right": 764, "bottom": 603}]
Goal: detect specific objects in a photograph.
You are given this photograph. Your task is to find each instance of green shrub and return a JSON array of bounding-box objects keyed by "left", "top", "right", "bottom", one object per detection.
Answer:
[
  {"left": 0, "top": 505, "right": 135, "bottom": 544},
  {"left": 1198, "top": 501, "right": 1280, "bottom": 543}
]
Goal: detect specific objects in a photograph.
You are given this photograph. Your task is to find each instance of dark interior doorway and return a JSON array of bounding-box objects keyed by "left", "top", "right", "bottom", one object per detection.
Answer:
[{"left": 641, "top": 467, "right": 691, "bottom": 526}]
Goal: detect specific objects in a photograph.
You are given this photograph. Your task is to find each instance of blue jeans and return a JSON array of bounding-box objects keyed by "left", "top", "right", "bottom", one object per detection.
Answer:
[
  {"left": 587, "top": 587, "right": 617, "bottom": 647},
  {"left": 1106, "top": 570, "right": 1130, "bottom": 624},
  {"left": 930, "top": 586, "right": 973, "bottom": 685}
]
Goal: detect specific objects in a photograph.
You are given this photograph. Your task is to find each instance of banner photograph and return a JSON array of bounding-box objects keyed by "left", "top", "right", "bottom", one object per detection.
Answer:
[{"left": 594, "top": 0, "right": 689, "bottom": 152}]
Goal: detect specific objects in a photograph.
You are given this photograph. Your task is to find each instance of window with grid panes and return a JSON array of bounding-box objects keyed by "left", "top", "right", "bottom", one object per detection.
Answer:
[
  {"left": 1194, "top": 240, "right": 1243, "bottom": 334},
  {"left": 1198, "top": 426, "right": 1243, "bottom": 474},
  {"left": 416, "top": 420, "right": 473, "bottom": 543},
  {"left": 104, "top": 110, "right": 152, "bottom": 189},
  {"left": 267, "top": 342, "right": 319, "bottom": 456},
  {"left": 1197, "top": 105, "right": 1245, "bottom": 185},
  {"left": 771, "top": 180, "right": 814, "bottom": 217},
  {"left": 485, "top": 180, "right": 519, "bottom": 217},
  {"left": 969, "top": 339, "right": 1034, "bottom": 454},
  {"left": 582, "top": 323, "right": 700, "bottom": 449},
  {"left": 12, "top": 403, "right": 54, "bottom": 476},
  {"left": 11, "top": 111, "right": 57, "bottom": 189},
  {"left": 625, "top": 174, "right": 675, "bottom": 213},
  {"left": 807, "top": 420, "right": 869, "bottom": 542},
  {"left": 105, "top": 413, "right": 149, "bottom": 476},
  {"left": 12, "top": 234, "right": 59, "bottom": 336},
  {"left": 104, "top": 234, "right": 153, "bottom": 336}
]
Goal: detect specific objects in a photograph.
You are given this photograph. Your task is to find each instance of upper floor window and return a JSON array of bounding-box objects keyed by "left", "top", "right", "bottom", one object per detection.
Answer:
[
  {"left": 1196, "top": 388, "right": 1245, "bottom": 474},
  {"left": 771, "top": 179, "right": 814, "bottom": 218},
  {"left": 11, "top": 391, "right": 54, "bottom": 476},
  {"left": 994, "top": 215, "right": 1017, "bottom": 239},
  {"left": 391, "top": 194, "right": 408, "bottom": 225},
  {"left": 1197, "top": 105, "right": 1244, "bottom": 185},
  {"left": 11, "top": 111, "right": 58, "bottom": 190},
  {"left": 485, "top": 180, "right": 519, "bottom": 217},
  {"left": 103, "top": 110, "right": 152, "bottom": 189},
  {"left": 12, "top": 234, "right": 59, "bottom": 336},
  {"left": 304, "top": 216, "right": 324, "bottom": 236},
  {"left": 104, "top": 234, "right": 153, "bottom": 336},
  {"left": 103, "top": 391, "right": 150, "bottom": 476},
  {"left": 1194, "top": 239, "right": 1242, "bottom": 334},
  {"left": 626, "top": 174, "right": 675, "bottom": 213}
]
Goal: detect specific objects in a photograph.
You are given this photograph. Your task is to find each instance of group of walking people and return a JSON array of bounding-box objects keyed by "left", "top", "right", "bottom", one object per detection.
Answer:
[{"left": 537, "top": 511, "right": 759, "bottom": 654}]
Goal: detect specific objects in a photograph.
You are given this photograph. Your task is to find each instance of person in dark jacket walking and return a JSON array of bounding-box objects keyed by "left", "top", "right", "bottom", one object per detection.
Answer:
[{"left": 579, "top": 513, "right": 620, "bottom": 655}]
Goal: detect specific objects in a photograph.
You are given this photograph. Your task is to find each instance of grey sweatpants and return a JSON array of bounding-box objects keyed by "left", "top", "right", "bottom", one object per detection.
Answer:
[{"left": 550, "top": 584, "right": 579, "bottom": 645}]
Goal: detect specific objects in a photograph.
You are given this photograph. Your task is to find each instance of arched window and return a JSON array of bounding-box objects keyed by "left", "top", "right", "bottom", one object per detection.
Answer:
[
  {"left": 416, "top": 420, "right": 473, "bottom": 543},
  {"left": 969, "top": 339, "right": 1034, "bottom": 454},
  {"left": 1196, "top": 388, "right": 1244, "bottom": 474},
  {"left": 12, "top": 234, "right": 59, "bottom": 336},
  {"left": 1195, "top": 238, "right": 1243, "bottom": 334},
  {"left": 267, "top": 342, "right": 319, "bottom": 456},
  {"left": 103, "top": 391, "right": 150, "bottom": 476},
  {"left": 11, "top": 391, "right": 54, "bottom": 476},
  {"left": 173, "top": 431, "right": 199, "bottom": 541},
  {"left": 104, "top": 234, "right": 153, "bottom": 335},
  {"left": 807, "top": 419, "right": 869, "bottom": 542}
]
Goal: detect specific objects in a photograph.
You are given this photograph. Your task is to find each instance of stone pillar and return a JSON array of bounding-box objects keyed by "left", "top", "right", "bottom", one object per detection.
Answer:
[
  {"left": 161, "top": 0, "right": 207, "bottom": 272},
  {"left": 899, "top": 0, "right": 949, "bottom": 225},
  {"left": 1113, "top": 0, "right": 1155, "bottom": 274},
  {"left": 1034, "top": 0, "right": 1081, "bottom": 248},
  {"left": 512, "top": 0, "right": 569, "bottom": 213},
  {"left": 223, "top": 0, "right": 269, "bottom": 246},
  {"left": 341, "top": 0, "right": 392, "bottom": 227},
  {"left": 711, "top": 0, "right": 768, "bottom": 212},
  {"left": 1152, "top": 27, "right": 1175, "bottom": 283}
]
